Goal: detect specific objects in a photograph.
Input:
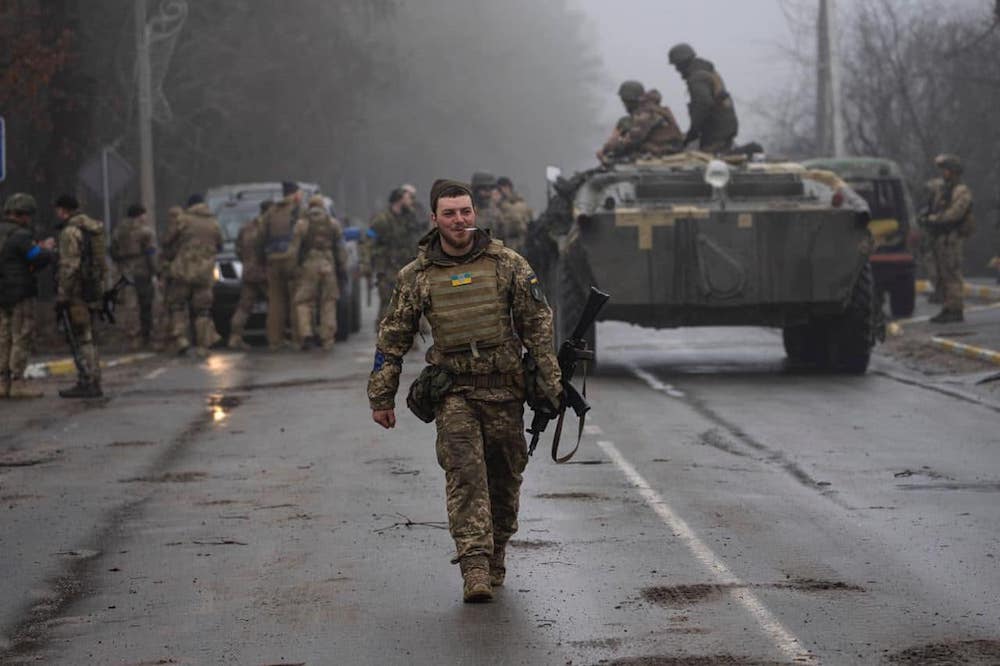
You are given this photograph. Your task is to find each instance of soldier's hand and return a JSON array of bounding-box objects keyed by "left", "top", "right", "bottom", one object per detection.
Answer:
[
  {"left": 372, "top": 408, "right": 396, "bottom": 429},
  {"left": 39, "top": 237, "right": 56, "bottom": 251}
]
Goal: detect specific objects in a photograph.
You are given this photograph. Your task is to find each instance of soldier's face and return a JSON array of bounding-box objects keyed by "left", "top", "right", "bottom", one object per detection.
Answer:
[
  {"left": 401, "top": 190, "right": 415, "bottom": 211},
  {"left": 433, "top": 195, "right": 476, "bottom": 253}
]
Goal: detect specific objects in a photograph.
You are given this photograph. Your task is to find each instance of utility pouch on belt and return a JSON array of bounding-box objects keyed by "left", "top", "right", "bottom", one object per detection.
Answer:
[{"left": 406, "top": 365, "right": 453, "bottom": 423}]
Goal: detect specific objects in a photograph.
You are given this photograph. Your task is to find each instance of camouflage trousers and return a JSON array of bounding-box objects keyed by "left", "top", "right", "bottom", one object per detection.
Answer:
[
  {"left": 434, "top": 394, "right": 528, "bottom": 562},
  {"left": 294, "top": 255, "right": 338, "bottom": 347},
  {"left": 0, "top": 299, "right": 36, "bottom": 379},
  {"left": 167, "top": 278, "right": 218, "bottom": 351},
  {"left": 931, "top": 232, "right": 964, "bottom": 312},
  {"left": 266, "top": 256, "right": 297, "bottom": 350},
  {"left": 920, "top": 233, "right": 942, "bottom": 300},
  {"left": 121, "top": 275, "right": 155, "bottom": 348},
  {"left": 229, "top": 280, "right": 267, "bottom": 340},
  {"left": 66, "top": 303, "right": 101, "bottom": 384}
]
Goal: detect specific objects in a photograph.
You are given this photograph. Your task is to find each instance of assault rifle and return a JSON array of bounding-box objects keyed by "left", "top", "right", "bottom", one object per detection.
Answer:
[
  {"left": 526, "top": 286, "right": 610, "bottom": 463},
  {"left": 99, "top": 275, "right": 133, "bottom": 324},
  {"left": 56, "top": 303, "right": 91, "bottom": 386}
]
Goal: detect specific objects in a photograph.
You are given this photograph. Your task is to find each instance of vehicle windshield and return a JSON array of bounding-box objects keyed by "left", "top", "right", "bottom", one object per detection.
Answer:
[
  {"left": 846, "top": 178, "right": 908, "bottom": 224},
  {"left": 216, "top": 203, "right": 259, "bottom": 244}
]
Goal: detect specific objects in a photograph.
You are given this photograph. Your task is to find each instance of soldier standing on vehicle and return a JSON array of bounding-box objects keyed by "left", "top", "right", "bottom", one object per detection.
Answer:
[
  {"left": 497, "top": 177, "right": 533, "bottom": 254},
  {"left": 54, "top": 195, "right": 107, "bottom": 398},
  {"left": 110, "top": 204, "right": 157, "bottom": 350},
  {"left": 598, "top": 81, "right": 684, "bottom": 165},
  {"left": 668, "top": 43, "right": 739, "bottom": 153},
  {"left": 162, "top": 194, "right": 224, "bottom": 357},
  {"left": 227, "top": 200, "right": 271, "bottom": 350},
  {"left": 369, "top": 188, "right": 417, "bottom": 325},
  {"left": 923, "top": 154, "right": 973, "bottom": 323},
  {"left": 291, "top": 196, "right": 347, "bottom": 351},
  {"left": 258, "top": 182, "right": 304, "bottom": 350},
  {"left": 368, "top": 179, "right": 561, "bottom": 603},
  {"left": 0, "top": 194, "right": 56, "bottom": 399}
]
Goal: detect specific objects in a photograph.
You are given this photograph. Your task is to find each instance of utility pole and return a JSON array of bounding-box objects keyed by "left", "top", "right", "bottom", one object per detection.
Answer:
[
  {"left": 135, "top": 0, "right": 157, "bottom": 233},
  {"left": 816, "top": 0, "right": 845, "bottom": 156}
]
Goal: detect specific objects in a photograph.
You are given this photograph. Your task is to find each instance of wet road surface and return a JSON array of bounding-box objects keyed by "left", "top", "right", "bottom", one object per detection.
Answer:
[{"left": 1, "top": 317, "right": 998, "bottom": 665}]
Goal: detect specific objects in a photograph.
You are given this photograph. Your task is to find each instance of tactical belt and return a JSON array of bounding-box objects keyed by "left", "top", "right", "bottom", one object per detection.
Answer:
[{"left": 452, "top": 373, "right": 517, "bottom": 389}]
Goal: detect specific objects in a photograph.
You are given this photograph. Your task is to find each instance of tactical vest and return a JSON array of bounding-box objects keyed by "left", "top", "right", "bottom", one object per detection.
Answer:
[
  {"left": 305, "top": 213, "right": 336, "bottom": 252},
  {"left": 264, "top": 203, "right": 298, "bottom": 255},
  {"left": 939, "top": 183, "right": 975, "bottom": 238},
  {"left": 707, "top": 70, "right": 733, "bottom": 110},
  {"left": 112, "top": 221, "right": 141, "bottom": 259},
  {"left": 71, "top": 215, "right": 107, "bottom": 302},
  {"left": 425, "top": 254, "right": 514, "bottom": 354},
  {"left": 176, "top": 212, "right": 221, "bottom": 270}
]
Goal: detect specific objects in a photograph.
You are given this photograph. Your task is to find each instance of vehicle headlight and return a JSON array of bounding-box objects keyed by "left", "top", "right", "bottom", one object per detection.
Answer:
[
  {"left": 704, "top": 160, "right": 731, "bottom": 190},
  {"left": 213, "top": 264, "right": 222, "bottom": 282}
]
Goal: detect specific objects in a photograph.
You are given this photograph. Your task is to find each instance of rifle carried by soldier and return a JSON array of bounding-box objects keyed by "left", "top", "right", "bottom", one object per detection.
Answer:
[
  {"left": 525, "top": 286, "right": 610, "bottom": 463},
  {"left": 54, "top": 274, "right": 132, "bottom": 382},
  {"left": 99, "top": 274, "right": 133, "bottom": 324}
]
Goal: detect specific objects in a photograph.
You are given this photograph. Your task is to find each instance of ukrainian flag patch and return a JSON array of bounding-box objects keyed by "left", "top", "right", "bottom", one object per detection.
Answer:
[{"left": 451, "top": 272, "right": 473, "bottom": 287}]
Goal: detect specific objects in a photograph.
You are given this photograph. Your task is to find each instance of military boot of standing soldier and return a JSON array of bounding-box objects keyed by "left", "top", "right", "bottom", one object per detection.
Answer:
[
  {"left": 368, "top": 180, "right": 562, "bottom": 603},
  {"left": 0, "top": 194, "right": 55, "bottom": 399},
  {"left": 162, "top": 195, "right": 224, "bottom": 357},
  {"left": 292, "top": 197, "right": 347, "bottom": 351},
  {"left": 923, "top": 154, "right": 973, "bottom": 324},
  {"left": 260, "top": 182, "right": 304, "bottom": 350},
  {"left": 54, "top": 195, "right": 106, "bottom": 398}
]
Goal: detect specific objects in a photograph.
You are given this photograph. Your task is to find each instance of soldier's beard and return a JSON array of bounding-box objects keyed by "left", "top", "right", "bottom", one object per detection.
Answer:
[{"left": 438, "top": 225, "right": 474, "bottom": 255}]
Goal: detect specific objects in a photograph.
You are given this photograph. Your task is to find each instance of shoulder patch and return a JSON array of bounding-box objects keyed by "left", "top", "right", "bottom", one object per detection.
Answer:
[
  {"left": 373, "top": 350, "right": 386, "bottom": 372},
  {"left": 528, "top": 273, "right": 546, "bottom": 303}
]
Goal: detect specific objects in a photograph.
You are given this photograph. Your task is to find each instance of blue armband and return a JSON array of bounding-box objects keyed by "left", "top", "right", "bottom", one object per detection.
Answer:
[{"left": 25, "top": 246, "right": 41, "bottom": 261}]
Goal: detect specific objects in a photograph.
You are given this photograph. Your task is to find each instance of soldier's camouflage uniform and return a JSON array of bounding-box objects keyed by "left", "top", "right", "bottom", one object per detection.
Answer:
[
  {"left": 162, "top": 203, "right": 223, "bottom": 354},
  {"left": 228, "top": 214, "right": 267, "bottom": 347},
  {"left": 291, "top": 203, "right": 347, "bottom": 349},
  {"left": 258, "top": 194, "right": 302, "bottom": 350},
  {"left": 110, "top": 215, "right": 157, "bottom": 348},
  {"left": 498, "top": 191, "right": 533, "bottom": 255},
  {"left": 682, "top": 57, "right": 738, "bottom": 153},
  {"left": 152, "top": 206, "right": 183, "bottom": 350},
  {"left": 600, "top": 90, "right": 683, "bottom": 162},
  {"left": 369, "top": 206, "right": 419, "bottom": 325},
  {"left": 367, "top": 229, "right": 561, "bottom": 565},
  {"left": 925, "top": 177, "right": 973, "bottom": 314},
  {"left": 58, "top": 213, "right": 107, "bottom": 385}
]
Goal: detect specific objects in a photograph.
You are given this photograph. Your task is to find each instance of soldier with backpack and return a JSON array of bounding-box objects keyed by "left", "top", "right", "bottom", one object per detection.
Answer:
[{"left": 54, "top": 195, "right": 107, "bottom": 398}]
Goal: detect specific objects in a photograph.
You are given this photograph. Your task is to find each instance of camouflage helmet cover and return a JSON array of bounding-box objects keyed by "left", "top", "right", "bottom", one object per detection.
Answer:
[
  {"left": 470, "top": 171, "right": 498, "bottom": 189},
  {"left": 618, "top": 80, "right": 645, "bottom": 102},
  {"left": 3, "top": 193, "right": 38, "bottom": 215},
  {"left": 934, "top": 153, "right": 963, "bottom": 174},
  {"left": 668, "top": 42, "right": 696, "bottom": 66}
]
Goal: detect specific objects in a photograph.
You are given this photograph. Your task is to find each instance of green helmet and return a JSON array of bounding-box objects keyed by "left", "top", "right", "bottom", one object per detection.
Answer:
[
  {"left": 618, "top": 80, "right": 645, "bottom": 102},
  {"left": 668, "top": 43, "right": 696, "bottom": 66},
  {"left": 3, "top": 193, "right": 37, "bottom": 215},
  {"left": 470, "top": 171, "right": 498, "bottom": 189},
  {"left": 934, "top": 153, "right": 963, "bottom": 174}
]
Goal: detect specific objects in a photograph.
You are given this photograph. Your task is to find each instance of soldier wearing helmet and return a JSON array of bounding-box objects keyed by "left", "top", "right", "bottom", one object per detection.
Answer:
[
  {"left": 0, "top": 194, "right": 56, "bottom": 398},
  {"left": 922, "top": 153, "right": 973, "bottom": 323},
  {"left": 597, "top": 80, "right": 684, "bottom": 165},
  {"left": 668, "top": 42, "right": 739, "bottom": 153},
  {"left": 469, "top": 171, "right": 506, "bottom": 243}
]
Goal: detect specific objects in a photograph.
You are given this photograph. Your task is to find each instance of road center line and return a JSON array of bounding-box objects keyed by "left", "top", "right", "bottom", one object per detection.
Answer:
[
  {"left": 631, "top": 366, "right": 686, "bottom": 398},
  {"left": 144, "top": 367, "right": 167, "bottom": 381},
  {"left": 597, "top": 439, "right": 816, "bottom": 664}
]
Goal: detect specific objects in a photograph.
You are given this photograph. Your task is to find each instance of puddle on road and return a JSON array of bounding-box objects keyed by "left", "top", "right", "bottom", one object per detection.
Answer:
[
  {"left": 641, "top": 579, "right": 865, "bottom": 607},
  {"left": 207, "top": 394, "right": 243, "bottom": 425},
  {"left": 885, "top": 639, "right": 1000, "bottom": 664}
]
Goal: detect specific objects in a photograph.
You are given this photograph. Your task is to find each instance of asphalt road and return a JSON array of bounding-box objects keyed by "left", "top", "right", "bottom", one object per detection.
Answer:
[{"left": 1, "top": 312, "right": 998, "bottom": 665}]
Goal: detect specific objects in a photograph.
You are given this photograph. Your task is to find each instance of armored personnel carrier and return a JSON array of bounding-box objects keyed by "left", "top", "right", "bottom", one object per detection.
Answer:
[{"left": 529, "top": 152, "right": 882, "bottom": 373}]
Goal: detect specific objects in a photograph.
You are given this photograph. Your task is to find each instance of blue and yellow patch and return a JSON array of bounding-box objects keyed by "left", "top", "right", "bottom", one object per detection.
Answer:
[
  {"left": 373, "top": 350, "right": 386, "bottom": 372},
  {"left": 450, "top": 272, "right": 473, "bottom": 287}
]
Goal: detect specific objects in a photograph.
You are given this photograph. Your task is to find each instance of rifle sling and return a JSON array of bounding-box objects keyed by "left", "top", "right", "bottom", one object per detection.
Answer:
[{"left": 550, "top": 359, "right": 589, "bottom": 463}]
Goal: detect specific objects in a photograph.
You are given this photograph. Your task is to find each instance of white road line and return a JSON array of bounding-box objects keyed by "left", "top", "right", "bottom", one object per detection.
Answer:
[
  {"left": 583, "top": 424, "right": 604, "bottom": 436},
  {"left": 598, "top": 440, "right": 816, "bottom": 664},
  {"left": 631, "top": 366, "right": 686, "bottom": 398},
  {"left": 144, "top": 367, "right": 167, "bottom": 381}
]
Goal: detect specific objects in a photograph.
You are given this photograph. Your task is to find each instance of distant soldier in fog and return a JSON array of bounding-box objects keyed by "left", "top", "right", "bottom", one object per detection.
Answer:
[
  {"left": 598, "top": 81, "right": 683, "bottom": 165},
  {"left": 291, "top": 196, "right": 347, "bottom": 350},
  {"left": 162, "top": 194, "right": 224, "bottom": 357},
  {"left": 110, "top": 204, "right": 158, "bottom": 350},
  {"left": 497, "top": 177, "right": 533, "bottom": 254},
  {"left": 668, "top": 43, "right": 738, "bottom": 153},
  {"left": 922, "top": 154, "right": 974, "bottom": 324},
  {"left": 401, "top": 183, "right": 431, "bottom": 233},
  {"left": 258, "top": 182, "right": 305, "bottom": 350},
  {"left": 227, "top": 200, "right": 271, "bottom": 350},
  {"left": 369, "top": 188, "right": 418, "bottom": 325},
  {"left": 470, "top": 171, "right": 504, "bottom": 239}
]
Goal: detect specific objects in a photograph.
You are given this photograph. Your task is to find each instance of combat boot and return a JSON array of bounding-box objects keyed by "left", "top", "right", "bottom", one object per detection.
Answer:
[
  {"left": 8, "top": 378, "right": 43, "bottom": 399},
  {"left": 489, "top": 543, "right": 506, "bottom": 587},
  {"left": 58, "top": 382, "right": 103, "bottom": 399},
  {"left": 459, "top": 555, "right": 493, "bottom": 603},
  {"left": 930, "top": 309, "right": 964, "bottom": 324}
]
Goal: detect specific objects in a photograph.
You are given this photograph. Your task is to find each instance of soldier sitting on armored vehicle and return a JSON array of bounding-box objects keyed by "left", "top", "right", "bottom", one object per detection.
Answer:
[{"left": 597, "top": 80, "right": 684, "bottom": 166}]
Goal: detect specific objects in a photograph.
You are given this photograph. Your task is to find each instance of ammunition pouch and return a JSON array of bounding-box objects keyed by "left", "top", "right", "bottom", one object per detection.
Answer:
[{"left": 406, "top": 365, "right": 454, "bottom": 423}]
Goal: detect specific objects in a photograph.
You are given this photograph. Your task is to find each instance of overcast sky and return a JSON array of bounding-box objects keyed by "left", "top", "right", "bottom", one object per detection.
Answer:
[{"left": 571, "top": 0, "right": 801, "bottom": 141}]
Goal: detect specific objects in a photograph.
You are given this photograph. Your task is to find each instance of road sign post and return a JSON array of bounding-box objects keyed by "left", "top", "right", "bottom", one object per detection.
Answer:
[{"left": 0, "top": 115, "right": 6, "bottom": 183}]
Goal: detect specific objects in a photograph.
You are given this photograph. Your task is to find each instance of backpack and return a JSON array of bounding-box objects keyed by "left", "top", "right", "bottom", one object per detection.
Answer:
[{"left": 78, "top": 220, "right": 108, "bottom": 302}]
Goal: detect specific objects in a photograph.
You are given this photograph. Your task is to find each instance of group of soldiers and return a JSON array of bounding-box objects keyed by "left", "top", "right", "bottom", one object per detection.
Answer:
[
  {"left": 598, "top": 42, "right": 739, "bottom": 164},
  {"left": 366, "top": 175, "right": 532, "bottom": 327}
]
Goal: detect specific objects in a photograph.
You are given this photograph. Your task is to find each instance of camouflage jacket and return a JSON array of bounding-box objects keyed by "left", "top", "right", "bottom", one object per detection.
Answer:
[
  {"left": 498, "top": 193, "right": 533, "bottom": 252},
  {"left": 161, "top": 203, "right": 223, "bottom": 283},
  {"left": 292, "top": 208, "right": 348, "bottom": 273},
  {"left": 369, "top": 206, "right": 419, "bottom": 278},
  {"left": 58, "top": 213, "right": 107, "bottom": 304},
  {"left": 927, "top": 178, "right": 973, "bottom": 234},
  {"left": 235, "top": 216, "right": 266, "bottom": 283},
  {"left": 367, "top": 229, "right": 561, "bottom": 410},
  {"left": 684, "top": 57, "right": 738, "bottom": 145},
  {"left": 110, "top": 217, "right": 157, "bottom": 279},
  {"left": 604, "top": 91, "right": 683, "bottom": 159}
]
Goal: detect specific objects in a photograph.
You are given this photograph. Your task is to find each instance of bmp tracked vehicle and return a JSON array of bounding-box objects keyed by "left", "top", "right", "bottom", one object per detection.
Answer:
[{"left": 530, "top": 152, "right": 882, "bottom": 373}]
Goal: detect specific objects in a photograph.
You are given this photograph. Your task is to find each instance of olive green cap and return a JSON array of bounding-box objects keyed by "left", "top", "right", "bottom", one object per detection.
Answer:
[{"left": 3, "top": 193, "right": 37, "bottom": 215}]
